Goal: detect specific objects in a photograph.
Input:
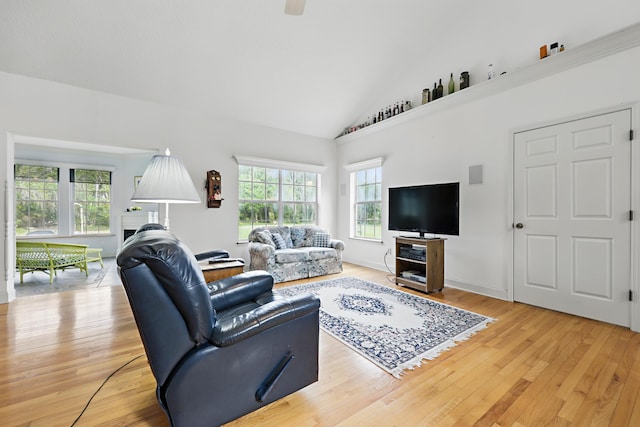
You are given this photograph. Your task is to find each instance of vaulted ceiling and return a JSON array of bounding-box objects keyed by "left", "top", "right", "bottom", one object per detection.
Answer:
[{"left": 1, "top": 1, "right": 639, "bottom": 139}]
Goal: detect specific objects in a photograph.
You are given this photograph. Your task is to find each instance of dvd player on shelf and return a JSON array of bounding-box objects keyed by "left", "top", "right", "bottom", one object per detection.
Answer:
[
  {"left": 398, "top": 244, "right": 426, "bottom": 261},
  {"left": 400, "top": 270, "right": 426, "bottom": 283}
]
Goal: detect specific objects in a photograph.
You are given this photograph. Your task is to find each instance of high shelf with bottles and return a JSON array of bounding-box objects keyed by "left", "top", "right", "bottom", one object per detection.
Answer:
[
  {"left": 394, "top": 236, "right": 445, "bottom": 293},
  {"left": 335, "top": 23, "right": 640, "bottom": 144}
]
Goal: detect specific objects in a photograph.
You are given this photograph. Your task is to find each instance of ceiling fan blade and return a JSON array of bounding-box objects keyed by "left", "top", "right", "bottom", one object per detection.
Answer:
[{"left": 285, "top": 0, "right": 306, "bottom": 15}]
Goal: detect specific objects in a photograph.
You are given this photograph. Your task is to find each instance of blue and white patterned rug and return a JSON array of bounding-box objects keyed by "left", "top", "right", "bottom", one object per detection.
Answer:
[{"left": 278, "top": 276, "right": 495, "bottom": 378}]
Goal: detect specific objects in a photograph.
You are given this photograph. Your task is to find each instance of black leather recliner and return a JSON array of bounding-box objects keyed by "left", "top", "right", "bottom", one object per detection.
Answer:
[{"left": 117, "top": 229, "right": 320, "bottom": 427}]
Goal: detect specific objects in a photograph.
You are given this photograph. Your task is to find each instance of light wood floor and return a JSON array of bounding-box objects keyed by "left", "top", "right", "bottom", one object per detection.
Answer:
[{"left": 2, "top": 263, "right": 640, "bottom": 426}]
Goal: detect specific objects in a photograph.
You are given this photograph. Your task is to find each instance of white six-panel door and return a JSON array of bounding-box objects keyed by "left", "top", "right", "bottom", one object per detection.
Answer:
[{"left": 514, "top": 109, "right": 632, "bottom": 327}]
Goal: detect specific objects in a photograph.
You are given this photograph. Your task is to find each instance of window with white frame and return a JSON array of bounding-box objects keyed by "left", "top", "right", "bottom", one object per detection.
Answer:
[
  {"left": 15, "top": 163, "right": 113, "bottom": 237},
  {"left": 71, "top": 168, "right": 112, "bottom": 234},
  {"left": 346, "top": 158, "right": 383, "bottom": 241},
  {"left": 236, "top": 156, "right": 324, "bottom": 241},
  {"left": 14, "top": 164, "right": 60, "bottom": 236}
]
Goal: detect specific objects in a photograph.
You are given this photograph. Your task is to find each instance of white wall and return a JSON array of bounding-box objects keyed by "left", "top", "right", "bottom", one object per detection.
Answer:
[
  {"left": 2, "top": 42, "right": 639, "bottom": 313},
  {"left": 1, "top": 133, "right": 15, "bottom": 302},
  {"left": 337, "top": 45, "right": 640, "bottom": 301},
  {"left": 0, "top": 71, "right": 336, "bottom": 302}
]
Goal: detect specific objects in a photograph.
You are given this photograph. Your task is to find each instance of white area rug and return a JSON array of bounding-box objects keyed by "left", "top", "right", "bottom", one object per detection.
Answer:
[{"left": 278, "top": 277, "right": 495, "bottom": 378}]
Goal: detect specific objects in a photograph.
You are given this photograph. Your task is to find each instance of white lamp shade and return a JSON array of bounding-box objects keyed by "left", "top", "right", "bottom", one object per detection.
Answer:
[{"left": 131, "top": 153, "right": 200, "bottom": 203}]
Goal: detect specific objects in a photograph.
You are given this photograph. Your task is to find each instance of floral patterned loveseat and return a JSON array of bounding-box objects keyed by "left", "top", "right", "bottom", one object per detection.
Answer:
[{"left": 247, "top": 225, "right": 345, "bottom": 283}]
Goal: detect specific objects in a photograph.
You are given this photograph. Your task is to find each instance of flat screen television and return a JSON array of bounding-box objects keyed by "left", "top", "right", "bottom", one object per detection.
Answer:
[{"left": 388, "top": 182, "right": 460, "bottom": 237}]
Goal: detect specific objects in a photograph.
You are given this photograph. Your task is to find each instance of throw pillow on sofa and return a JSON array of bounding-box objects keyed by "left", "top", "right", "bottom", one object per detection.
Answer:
[
  {"left": 313, "top": 232, "right": 331, "bottom": 248},
  {"left": 255, "top": 230, "right": 276, "bottom": 248},
  {"left": 284, "top": 233, "right": 294, "bottom": 248},
  {"left": 271, "top": 232, "right": 287, "bottom": 249},
  {"left": 290, "top": 227, "right": 306, "bottom": 247}
]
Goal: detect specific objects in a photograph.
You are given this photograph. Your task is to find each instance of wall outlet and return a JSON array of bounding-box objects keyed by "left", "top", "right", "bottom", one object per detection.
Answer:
[{"left": 385, "top": 248, "right": 392, "bottom": 256}]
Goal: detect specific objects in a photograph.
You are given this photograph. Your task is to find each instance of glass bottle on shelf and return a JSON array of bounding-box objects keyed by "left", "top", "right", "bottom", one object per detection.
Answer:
[
  {"left": 422, "top": 88, "right": 430, "bottom": 104},
  {"left": 437, "top": 79, "right": 444, "bottom": 99},
  {"left": 460, "top": 71, "right": 470, "bottom": 89},
  {"left": 448, "top": 73, "right": 455, "bottom": 94},
  {"left": 488, "top": 63, "right": 495, "bottom": 80}
]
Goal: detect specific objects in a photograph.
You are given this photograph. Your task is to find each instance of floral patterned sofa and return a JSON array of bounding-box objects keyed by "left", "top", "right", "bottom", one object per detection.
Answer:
[{"left": 247, "top": 225, "right": 345, "bottom": 283}]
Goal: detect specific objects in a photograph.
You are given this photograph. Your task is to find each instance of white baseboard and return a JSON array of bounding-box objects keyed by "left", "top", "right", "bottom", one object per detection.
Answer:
[
  {"left": 345, "top": 256, "right": 510, "bottom": 301},
  {"left": 445, "top": 278, "right": 509, "bottom": 301},
  {"left": 0, "top": 279, "right": 16, "bottom": 303},
  {"left": 343, "top": 256, "right": 393, "bottom": 275}
]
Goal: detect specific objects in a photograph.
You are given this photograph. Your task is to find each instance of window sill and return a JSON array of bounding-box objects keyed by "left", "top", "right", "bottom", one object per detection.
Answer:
[{"left": 349, "top": 236, "right": 383, "bottom": 244}]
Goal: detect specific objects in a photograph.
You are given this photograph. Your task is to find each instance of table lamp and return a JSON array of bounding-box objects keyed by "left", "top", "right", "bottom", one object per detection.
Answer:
[{"left": 131, "top": 148, "right": 200, "bottom": 230}]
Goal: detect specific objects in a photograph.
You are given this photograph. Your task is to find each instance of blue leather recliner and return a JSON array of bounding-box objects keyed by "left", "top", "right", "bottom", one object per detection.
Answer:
[{"left": 117, "top": 229, "right": 320, "bottom": 427}]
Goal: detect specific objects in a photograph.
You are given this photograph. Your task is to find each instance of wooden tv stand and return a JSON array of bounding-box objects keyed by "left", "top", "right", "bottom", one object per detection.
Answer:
[{"left": 394, "top": 236, "right": 445, "bottom": 293}]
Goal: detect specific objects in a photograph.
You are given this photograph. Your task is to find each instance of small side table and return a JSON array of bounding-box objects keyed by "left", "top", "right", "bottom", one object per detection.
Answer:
[{"left": 199, "top": 260, "right": 245, "bottom": 282}]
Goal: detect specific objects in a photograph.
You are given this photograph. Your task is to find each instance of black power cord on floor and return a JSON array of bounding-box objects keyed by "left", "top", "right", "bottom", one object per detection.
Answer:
[
  {"left": 383, "top": 250, "right": 397, "bottom": 284},
  {"left": 69, "top": 354, "right": 145, "bottom": 427}
]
